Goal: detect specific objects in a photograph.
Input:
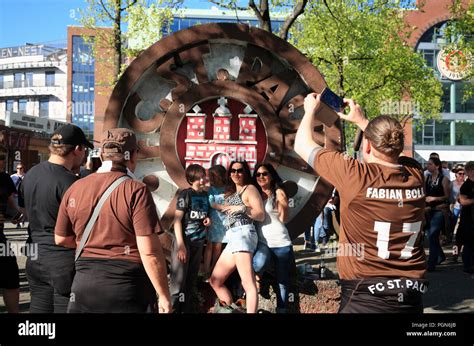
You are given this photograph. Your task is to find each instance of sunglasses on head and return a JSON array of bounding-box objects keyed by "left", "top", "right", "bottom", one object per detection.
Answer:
[
  {"left": 230, "top": 168, "right": 244, "bottom": 174},
  {"left": 256, "top": 171, "right": 269, "bottom": 177}
]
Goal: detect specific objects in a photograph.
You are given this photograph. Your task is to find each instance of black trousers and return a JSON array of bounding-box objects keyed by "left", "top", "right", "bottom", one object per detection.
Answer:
[
  {"left": 169, "top": 239, "right": 204, "bottom": 313},
  {"left": 25, "top": 251, "right": 74, "bottom": 313},
  {"left": 68, "top": 258, "right": 156, "bottom": 313},
  {"left": 339, "top": 277, "right": 427, "bottom": 313},
  {"left": 0, "top": 230, "right": 20, "bottom": 290}
]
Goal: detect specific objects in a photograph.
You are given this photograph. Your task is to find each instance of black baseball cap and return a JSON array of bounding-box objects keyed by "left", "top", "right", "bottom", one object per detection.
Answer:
[{"left": 50, "top": 124, "right": 94, "bottom": 149}]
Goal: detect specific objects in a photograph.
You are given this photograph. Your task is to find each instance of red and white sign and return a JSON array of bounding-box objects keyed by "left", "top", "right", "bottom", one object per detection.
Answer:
[{"left": 184, "top": 99, "right": 258, "bottom": 172}]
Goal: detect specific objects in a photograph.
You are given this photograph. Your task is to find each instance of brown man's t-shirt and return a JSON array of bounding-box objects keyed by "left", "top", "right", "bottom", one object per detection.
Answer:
[
  {"left": 312, "top": 149, "right": 426, "bottom": 280},
  {"left": 55, "top": 170, "right": 161, "bottom": 263}
]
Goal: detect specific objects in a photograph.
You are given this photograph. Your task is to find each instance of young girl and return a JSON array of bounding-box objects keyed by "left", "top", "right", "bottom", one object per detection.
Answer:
[
  {"left": 203, "top": 165, "right": 227, "bottom": 279},
  {"left": 209, "top": 161, "right": 265, "bottom": 313}
]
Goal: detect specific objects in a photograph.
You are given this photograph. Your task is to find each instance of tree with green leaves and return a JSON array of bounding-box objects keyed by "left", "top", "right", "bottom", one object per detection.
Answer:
[
  {"left": 208, "top": 0, "right": 307, "bottom": 40},
  {"left": 444, "top": 0, "right": 473, "bottom": 102},
  {"left": 78, "top": 0, "right": 180, "bottom": 82},
  {"left": 292, "top": 0, "right": 443, "bottom": 150}
]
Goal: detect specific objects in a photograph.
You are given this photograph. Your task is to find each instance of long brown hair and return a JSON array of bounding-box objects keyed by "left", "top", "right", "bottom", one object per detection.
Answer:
[
  {"left": 364, "top": 115, "right": 404, "bottom": 159},
  {"left": 225, "top": 161, "right": 252, "bottom": 196},
  {"left": 208, "top": 164, "right": 227, "bottom": 187}
]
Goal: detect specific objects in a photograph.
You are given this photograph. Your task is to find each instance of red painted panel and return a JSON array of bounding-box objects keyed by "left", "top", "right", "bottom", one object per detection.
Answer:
[{"left": 176, "top": 98, "right": 267, "bottom": 170}]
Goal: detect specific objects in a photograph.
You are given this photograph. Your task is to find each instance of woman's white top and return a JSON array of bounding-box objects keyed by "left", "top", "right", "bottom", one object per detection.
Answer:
[{"left": 257, "top": 194, "right": 292, "bottom": 248}]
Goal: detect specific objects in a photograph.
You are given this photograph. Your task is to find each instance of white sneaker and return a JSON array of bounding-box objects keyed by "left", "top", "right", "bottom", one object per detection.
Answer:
[{"left": 315, "top": 246, "right": 321, "bottom": 253}]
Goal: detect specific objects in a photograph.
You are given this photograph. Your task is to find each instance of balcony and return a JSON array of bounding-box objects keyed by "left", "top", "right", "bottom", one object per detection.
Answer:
[
  {"left": 0, "top": 79, "right": 64, "bottom": 98},
  {"left": 0, "top": 60, "right": 62, "bottom": 71}
]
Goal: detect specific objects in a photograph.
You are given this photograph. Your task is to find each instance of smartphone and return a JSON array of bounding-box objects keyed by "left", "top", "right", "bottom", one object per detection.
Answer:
[{"left": 320, "top": 87, "right": 344, "bottom": 113}]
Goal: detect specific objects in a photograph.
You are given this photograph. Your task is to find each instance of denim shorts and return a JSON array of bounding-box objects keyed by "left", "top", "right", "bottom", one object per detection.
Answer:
[{"left": 223, "top": 224, "right": 258, "bottom": 254}]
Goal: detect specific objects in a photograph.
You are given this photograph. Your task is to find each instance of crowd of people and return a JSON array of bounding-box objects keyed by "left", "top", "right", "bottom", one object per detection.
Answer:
[
  {"left": 419, "top": 152, "right": 474, "bottom": 273},
  {"left": 0, "top": 93, "right": 473, "bottom": 314}
]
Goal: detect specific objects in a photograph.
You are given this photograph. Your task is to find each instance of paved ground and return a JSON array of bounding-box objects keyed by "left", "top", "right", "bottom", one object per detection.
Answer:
[
  {"left": 291, "top": 235, "right": 474, "bottom": 313},
  {"left": 1, "top": 224, "right": 473, "bottom": 313}
]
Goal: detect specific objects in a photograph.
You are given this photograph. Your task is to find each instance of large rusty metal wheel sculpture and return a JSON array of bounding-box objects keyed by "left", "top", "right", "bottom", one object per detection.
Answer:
[{"left": 104, "top": 23, "right": 342, "bottom": 244}]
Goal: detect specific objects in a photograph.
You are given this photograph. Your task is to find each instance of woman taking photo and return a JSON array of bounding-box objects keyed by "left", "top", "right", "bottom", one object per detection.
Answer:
[
  {"left": 209, "top": 161, "right": 265, "bottom": 313},
  {"left": 425, "top": 157, "right": 450, "bottom": 271},
  {"left": 295, "top": 93, "right": 427, "bottom": 313},
  {"left": 252, "top": 163, "right": 294, "bottom": 313}
]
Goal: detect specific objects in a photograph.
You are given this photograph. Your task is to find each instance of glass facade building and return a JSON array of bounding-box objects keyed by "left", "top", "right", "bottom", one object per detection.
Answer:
[
  {"left": 165, "top": 15, "right": 284, "bottom": 36},
  {"left": 413, "top": 21, "right": 474, "bottom": 164},
  {"left": 71, "top": 36, "right": 95, "bottom": 139}
]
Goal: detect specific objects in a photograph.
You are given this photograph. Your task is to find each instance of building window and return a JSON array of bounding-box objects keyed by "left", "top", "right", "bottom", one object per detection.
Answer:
[
  {"left": 18, "top": 99, "right": 27, "bottom": 113},
  {"left": 25, "top": 72, "right": 33, "bottom": 87},
  {"left": 0, "top": 75, "right": 3, "bottom": 89},
  {"left": 434, "top": 120, "right": 451, "bottom": 145},
  {"left": 14, "top": 73, "right": 23, "bottom": 88},
  {"left": 421, "top": 50, "right": 436, "bottom": 69},
  {"left": 39, "top": 98, "right": 49, "bottom": 117},
  {"left": 455, "top": 120, "right": 474, "bottom": 145},
  {"left": 441, "top": 83, "right": 451, "bottom": 113},
  {"left": 456, "top": 83, "right": 474, "bottom": 113},
  {"left": 45, "top": 71, "right": 55, "bottom": 86},
  {"left": 6, "top": 99, "right": 14, "bottom": 112},
  {"left": 72, "top": 35, "right": 95, "bottom": 138}
]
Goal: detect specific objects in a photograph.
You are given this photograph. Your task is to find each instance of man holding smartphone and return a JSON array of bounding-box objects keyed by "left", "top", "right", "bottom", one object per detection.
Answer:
[{"left": 295, "top": 93, "right": 427, "bottom": 313}]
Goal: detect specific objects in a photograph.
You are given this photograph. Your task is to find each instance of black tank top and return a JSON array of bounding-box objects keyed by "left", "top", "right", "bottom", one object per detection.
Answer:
[{"left": 426, "top": 174, "right": 448, "bottom": 207}]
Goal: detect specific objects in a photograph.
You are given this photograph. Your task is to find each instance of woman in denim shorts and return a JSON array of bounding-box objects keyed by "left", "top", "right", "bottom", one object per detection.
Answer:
[{"left": 209, "top": 161, "right": 265, "bottom": 313}]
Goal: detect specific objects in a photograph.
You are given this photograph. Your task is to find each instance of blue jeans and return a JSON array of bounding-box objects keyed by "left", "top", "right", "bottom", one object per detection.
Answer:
[
  {"left": 427, "top": 210, "right": 446, "bottom": 270},
  {"left": 253, "top": 242, "right": 294, "bottom": 312},
  {"left": 453, "top": 207, "right": 461, "bottom": 220},
  {"left": 322, "top": 206, "right": 333, "bottom": 239},
  {"left": 304, "top": 212, "right": 329, "bottom": 247}
]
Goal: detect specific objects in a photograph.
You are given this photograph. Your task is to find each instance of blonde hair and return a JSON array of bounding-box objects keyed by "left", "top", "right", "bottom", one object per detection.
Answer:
[{"left": 364, "top": 115, "right": 404, "bottom": 159}]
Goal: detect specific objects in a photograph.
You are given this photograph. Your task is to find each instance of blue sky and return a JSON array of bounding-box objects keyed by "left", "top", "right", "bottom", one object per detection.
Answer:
[{"left": 0, "top": 0, "right": 213, "bottom": 48}]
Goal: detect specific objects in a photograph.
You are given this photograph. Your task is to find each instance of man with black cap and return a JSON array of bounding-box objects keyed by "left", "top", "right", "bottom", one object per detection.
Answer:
[
  {"left": 54, "top": 128, "right": 172, "bottom": 313},
  {"left": 22, "top": 124, "right": 93, "bottom": 313}
]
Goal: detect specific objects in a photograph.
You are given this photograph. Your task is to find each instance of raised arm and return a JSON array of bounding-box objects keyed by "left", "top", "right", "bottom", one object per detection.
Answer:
[
  {"left": 275, "top": 188, "right": 289, "bottom": 223},
  {"left": 294, "top": 93, "right": 322, "bottom": 164},
  {"left": 295, "top": 93, "right": 368, "bottom": 165}
]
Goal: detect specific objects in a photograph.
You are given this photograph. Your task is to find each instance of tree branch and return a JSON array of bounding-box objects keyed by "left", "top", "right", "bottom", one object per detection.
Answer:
[
  {"left": 249, "top": 0, "right": 265, "bottom": 27},
  {"left": 323, "top": 0, "right": 342, "bottom": 23},
  {"left": 368, "top": 74, "right": 400, "bottom": 92},
  {"left": 121, "top": 0, "right": 138, "bottom": 12},
  {"left": 98, "top": 0, "right": 114, "bottom": 21},
  {"left": 349, "top": 56, "right": 374, "bottom": 61},
  {"left": 315, "top": 56, "right": 334, "bottom": 66},
  {"left": 258, "top": 0, "right": 271, "bottom": 31},
  {"left": 321, "top": 32, "right": 338, "bottom": 61},
  {"left": 279, "top": 0, "right": 307, "bottom": 40},
  {"left": 209, "top": 0, "right": 248, "bottom": 12}
]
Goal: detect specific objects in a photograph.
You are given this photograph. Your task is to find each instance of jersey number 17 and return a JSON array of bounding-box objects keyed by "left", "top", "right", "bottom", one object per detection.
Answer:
[{"left": 374, "top": 221, "right": 422, "bottom": 260}]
